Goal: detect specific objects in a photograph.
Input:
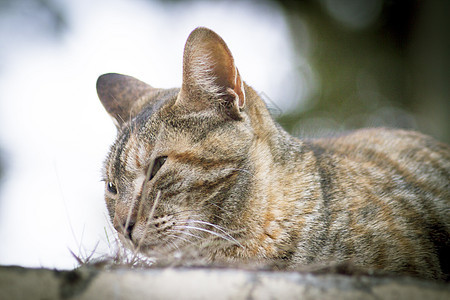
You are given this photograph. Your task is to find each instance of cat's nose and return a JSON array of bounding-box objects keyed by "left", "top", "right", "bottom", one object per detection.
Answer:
[{"left": 114, "top": 217, "right": 136, "bottom": 240}]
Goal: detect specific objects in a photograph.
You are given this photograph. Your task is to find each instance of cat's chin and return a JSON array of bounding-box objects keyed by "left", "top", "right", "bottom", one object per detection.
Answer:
[
  {"left": 115, "top": 232, "right": 166, "bottom": 253},
  {"left": 126, "top": 237, "right": 181, "bottom": 254}
]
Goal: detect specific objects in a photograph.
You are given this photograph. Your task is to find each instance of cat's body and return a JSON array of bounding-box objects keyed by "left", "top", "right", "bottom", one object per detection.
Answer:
[{"left": 97, "top": 27, "right": 450, "bottom": 280}]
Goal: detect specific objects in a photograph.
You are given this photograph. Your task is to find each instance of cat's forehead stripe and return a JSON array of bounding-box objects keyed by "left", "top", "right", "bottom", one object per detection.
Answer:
[
  {"left": 111, "top": 127, "right": 131, "bottom": 179},
  {"left": 123, "top": 136, "right": 152, "bottom": 174},
  {"left": 171, "top": 150, "right": 239, "bottom": 169}
]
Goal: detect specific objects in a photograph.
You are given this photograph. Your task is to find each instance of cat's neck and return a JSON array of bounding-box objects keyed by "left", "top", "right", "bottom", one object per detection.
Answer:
[
  {"left": 245, "top": 84, "right": 306, "bottom": 165},
  {"left": 232, "top": 85, "right": 316, "bottom": 259},
  {"left": 245, "top": 85, "right": 286, "bottom": 142}
]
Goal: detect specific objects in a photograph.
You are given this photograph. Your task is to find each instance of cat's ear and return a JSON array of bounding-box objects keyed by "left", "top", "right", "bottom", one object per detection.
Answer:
[
  {"left": 177, "top": 27, "right": 245, "bottom": 117},
  {"left": 96, "top": 73, "right": 156, "bottom": 127}
]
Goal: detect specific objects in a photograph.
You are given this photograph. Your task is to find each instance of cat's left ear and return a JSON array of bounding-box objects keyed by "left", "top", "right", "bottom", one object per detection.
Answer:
[
  {"left": 177, "top": 27, "right": 245, "bottom": 117},
  {"left": 97, "top": 73, "right": 157, "bottom": 127}
]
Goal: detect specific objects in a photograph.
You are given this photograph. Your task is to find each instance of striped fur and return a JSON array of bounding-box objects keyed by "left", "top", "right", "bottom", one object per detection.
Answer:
[{"left": 98, "top": 27, "right": 450, "bottom": 280}]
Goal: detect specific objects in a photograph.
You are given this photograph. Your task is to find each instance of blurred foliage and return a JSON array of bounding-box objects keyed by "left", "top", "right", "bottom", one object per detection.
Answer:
[{"left": 273, "top": 0, "right": 449, "bottom": 143}]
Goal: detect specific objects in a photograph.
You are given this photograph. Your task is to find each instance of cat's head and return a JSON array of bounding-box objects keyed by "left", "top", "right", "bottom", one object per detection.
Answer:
[{"left": 97, "top": 27, "right": 266, "bottom": 256}]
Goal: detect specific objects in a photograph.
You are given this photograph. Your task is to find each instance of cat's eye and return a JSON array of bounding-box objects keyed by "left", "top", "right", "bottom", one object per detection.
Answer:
[
  {"left": 106, "top": 181, "right": 117, "bottom": 194},
  {"left": 148, "top": 156, "right": 167, "bottom": 181}
]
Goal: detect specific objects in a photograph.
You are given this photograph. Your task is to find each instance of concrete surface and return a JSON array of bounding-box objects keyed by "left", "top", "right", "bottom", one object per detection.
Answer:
[{"left": 0, "top": 265, "right": 449, "bottom": 299}]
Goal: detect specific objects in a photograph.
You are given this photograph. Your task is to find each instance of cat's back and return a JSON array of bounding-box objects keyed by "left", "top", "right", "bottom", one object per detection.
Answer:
[
  {"left": 312, "top": 127, "right": 449, "bottom": 161},
  {"left": 309, "top": 127, "right": 449, "bottom": 214},
  {"left": 299, "top": 128, "right": 449, "bottom": 280}
]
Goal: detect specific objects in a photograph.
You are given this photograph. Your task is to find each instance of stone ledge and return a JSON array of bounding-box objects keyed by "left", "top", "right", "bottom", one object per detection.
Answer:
[{"left": 0, "top": 265, "right": 449, "bottom": 299}]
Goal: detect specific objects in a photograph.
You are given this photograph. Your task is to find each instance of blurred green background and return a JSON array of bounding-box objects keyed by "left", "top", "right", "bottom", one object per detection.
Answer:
[{"left": 276, "top": 0, "right": 449, "bottom": 142}]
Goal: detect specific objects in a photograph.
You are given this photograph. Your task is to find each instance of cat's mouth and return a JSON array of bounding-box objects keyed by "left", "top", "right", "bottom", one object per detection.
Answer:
[
  {"left": 121, "top": 216, "right": 189, "bottom": 251},
  {"left": 122, "top": 231, "right": 174, "bottom": 253},
  {"left": 119, "top": 215, "right": 242, "bottom": 254}
]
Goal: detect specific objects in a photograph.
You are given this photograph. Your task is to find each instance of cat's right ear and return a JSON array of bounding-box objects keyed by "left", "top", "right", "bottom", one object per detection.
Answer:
[
  {"left": 177, "top": 27, "right": 245, "bottom": 119},
  {"left": 96, "top": 73, "right": 156, "bottom": 127}
]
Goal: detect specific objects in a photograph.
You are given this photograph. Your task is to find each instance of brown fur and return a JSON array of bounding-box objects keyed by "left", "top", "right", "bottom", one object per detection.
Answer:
[{"left": 97, "top": 27, "right": 450, "bottom": 280}]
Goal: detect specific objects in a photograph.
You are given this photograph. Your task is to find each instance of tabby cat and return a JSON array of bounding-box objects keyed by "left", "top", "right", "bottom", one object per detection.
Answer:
[{"left": 97, "top": 27, "right": 450, "bottom": 280}]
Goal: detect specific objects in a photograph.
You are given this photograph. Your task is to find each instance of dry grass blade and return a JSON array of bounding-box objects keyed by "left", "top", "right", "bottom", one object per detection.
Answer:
[
  {"left": 136, "top": 156, "right": 156, "bottom": 220},
  {"left": 132, "top": 190, "right": 162, "bottom": 260}
]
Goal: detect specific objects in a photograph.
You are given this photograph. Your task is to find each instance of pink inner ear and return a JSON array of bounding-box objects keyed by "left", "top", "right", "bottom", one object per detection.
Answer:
[
  {"left": 180, "top": 27, "right": 245, "bottom": 110},
  {"left": 209, "top": 44, "right": 235, "bottom": 88},
  {"left": 234, "top": 68, "right": 245, "bottom": 109}
]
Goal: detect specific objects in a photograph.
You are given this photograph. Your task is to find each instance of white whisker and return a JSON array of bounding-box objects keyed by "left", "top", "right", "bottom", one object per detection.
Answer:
[
  {"left": 166, "top": 233, "right": 193, "bottom": 246},
  {"left": 168, "top": 240, "right": 180, "bottom": 252},
  {"left": 175, "top": 225, "right": 243, "bottom": 247},
  {"left": 167, "top": 229, "right": 203, "bottom": 241},
  {"left": 187, "top": 220, "right": 241, "bottom": 245},
  {"left": 166, "top": 234, "right": 188, "bottom": 244}
]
